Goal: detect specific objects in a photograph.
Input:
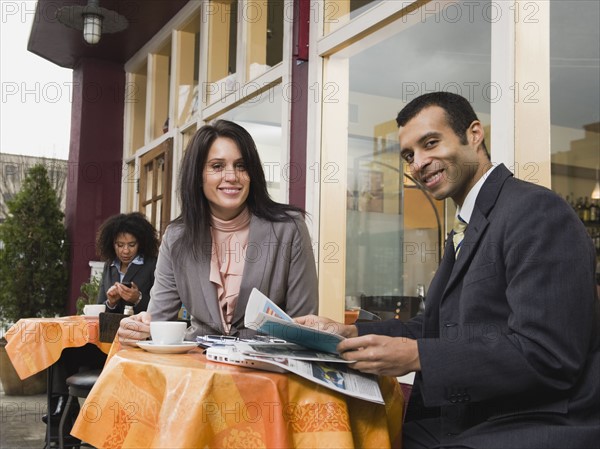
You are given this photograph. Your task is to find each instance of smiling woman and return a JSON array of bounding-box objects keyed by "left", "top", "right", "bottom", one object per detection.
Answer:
[
  {"left": 117, "top": 119, "right": 318, "bottom": 345},
  {"left": 202, "top": 136, "right": 251, "bottom": 220}
]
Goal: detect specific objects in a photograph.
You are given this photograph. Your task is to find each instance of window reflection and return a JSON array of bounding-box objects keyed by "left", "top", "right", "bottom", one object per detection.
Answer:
[
  {"left": 246, "top": 0, "right": 284, "bottom": 79},
  {"left": 206, "top": 0, "right": 238, "bottom": 104},
  {"left": 324, "top": 0, "right": 492, "bottom": 317},
  {"left": 216, "top": 84, "right": 284, "bottom": 202},
  {"left": 323, "top": 0, "right": 383, "bottom": 34},
  {"left": 550, "top": 1, "right": 600, "bottom": 204}
]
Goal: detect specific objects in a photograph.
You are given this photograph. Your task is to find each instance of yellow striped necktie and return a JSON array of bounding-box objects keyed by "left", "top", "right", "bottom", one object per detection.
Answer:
[{"left": 453, "top": 215, "right": 468, "bottom": 257}]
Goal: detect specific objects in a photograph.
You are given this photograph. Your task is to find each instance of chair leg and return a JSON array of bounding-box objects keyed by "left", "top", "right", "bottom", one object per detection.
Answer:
[{"left": 57, "top": 395, "right": 75, "bottom": 449}]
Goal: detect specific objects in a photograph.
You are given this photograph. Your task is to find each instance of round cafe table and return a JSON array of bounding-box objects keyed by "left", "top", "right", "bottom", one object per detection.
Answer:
[
  {"left": 4, "top": 316, "right": 113, "bottom": 447},
  {"left": 4, "top": 316, "right": 111, "bottom": 380},
  {"left": 71, "top": 346, "right": 404, "bottom": 449}
]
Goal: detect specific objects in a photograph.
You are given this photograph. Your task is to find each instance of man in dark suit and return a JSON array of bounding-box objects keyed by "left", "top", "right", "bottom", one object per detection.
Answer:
[{"left": 298, "top": 92, "right": 599, "bottom": 448}]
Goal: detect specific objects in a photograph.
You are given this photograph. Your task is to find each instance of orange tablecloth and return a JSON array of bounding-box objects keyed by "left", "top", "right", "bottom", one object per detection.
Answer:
[
  {"left": 72, "top": 348, "right": 403, "bottom": 449},
  {"left": 4, "top": 316, "right": 112, "bottom": 380}
]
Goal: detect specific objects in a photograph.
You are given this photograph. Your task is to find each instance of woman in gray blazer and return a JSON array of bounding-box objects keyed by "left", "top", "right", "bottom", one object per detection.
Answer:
[{"left": 118, "top": 120, "right": 318, "bottom": 344}]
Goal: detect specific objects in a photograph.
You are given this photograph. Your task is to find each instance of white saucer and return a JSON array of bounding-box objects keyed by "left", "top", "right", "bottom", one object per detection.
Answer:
[{"left": 137, "top": 341, "right": 198, "bottom": 354}]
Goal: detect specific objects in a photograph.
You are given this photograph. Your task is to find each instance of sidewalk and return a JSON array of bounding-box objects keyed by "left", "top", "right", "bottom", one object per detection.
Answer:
[{"left": 0, "top": 382, "right": 46, "bottom": 449}]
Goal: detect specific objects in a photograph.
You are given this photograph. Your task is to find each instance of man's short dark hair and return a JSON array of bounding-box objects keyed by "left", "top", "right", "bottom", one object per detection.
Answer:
[{"left": 396, "top": 92, "right": 488, "bottom": 155}]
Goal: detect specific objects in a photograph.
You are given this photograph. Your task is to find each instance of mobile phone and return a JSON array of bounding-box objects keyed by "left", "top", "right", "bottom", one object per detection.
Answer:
[{"left": 121, "top": 281, "right": 132, "bottom": 288}]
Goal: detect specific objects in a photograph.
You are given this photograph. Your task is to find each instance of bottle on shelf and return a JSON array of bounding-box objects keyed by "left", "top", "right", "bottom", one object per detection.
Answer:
[
  {"left": 416, "top": 283, "right": 426, "bottom": 314},
  {"left": 582, "top": 197, "right": 591, "bottom": 223},
  {"left": 590, "top": 199, "right": 599, "bottom": 224},
  {"left": 575, "top": 197, "right": 584, "bottom": 221}
]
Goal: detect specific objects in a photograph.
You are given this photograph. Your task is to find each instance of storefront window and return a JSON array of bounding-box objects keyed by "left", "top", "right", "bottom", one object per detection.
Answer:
[
  {"left": 216, "top": 84, "right": 285, "bottom": 202},
  {"left": 175, "top": 14, "right": 200, "bottom": 127},
  {"left": 127, "top": 62, "right": 147, "bottom": 154},
  {"left": 181, "top": 124, "right": 198, "bottom": 153},
  {"left": 149, "top": 39, "right": 172, "bottom": 140},
  {"left": 206, "top": 0, "right": 238, "bottom": 104},
  {"left": 550, "top": 0, "right": 600, "bottom": 236},
  {"left": 321, "top": 0, "right": 491, "bottom": 318},
  {"left": 323, "top": 0, "right": 383, "bottom": 34},
  {"left": 246, "top": 0, "right": 284, "bottom": 80}
]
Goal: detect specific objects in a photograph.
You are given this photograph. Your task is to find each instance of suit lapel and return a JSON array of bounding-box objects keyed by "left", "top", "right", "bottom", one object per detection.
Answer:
[
  {"left": 443, "top": 210, "right": 489, "bottom": 296},
  {"left": 442, "top": 164, "right": 512, "bottom": 299},
  {"left": 109, "top": 264, "right": 120, "bottom": 284},
  {"left": 194, "top": 227, "right": 222, "bottom": 331},
  {"left": 122, "top": 262, "right": 142, "bottom": 283},
  {"left": 423, "top": 234, "right": 455, "bottom": 335},
  {"left": 232, "top": 214, "right": 270, "bottom": 326}
]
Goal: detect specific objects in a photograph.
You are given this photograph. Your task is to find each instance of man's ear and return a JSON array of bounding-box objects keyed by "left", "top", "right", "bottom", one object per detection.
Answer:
[{"left": 468, "top": 120, "right": 484, "bottom": 148}]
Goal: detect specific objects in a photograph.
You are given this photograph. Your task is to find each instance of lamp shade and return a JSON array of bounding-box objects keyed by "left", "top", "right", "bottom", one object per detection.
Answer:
[
  {"left": 56, "top": 0, "right": 128, "bottom": 45},
  {"left": 592, "top": 181, "right": 600, "bottom": 200},
  {"left": 83, "top": 14, "right": 102, "bottom": 44}
]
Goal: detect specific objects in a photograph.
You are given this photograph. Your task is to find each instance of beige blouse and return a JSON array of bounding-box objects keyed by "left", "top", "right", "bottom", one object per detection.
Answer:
[{"left": 209, "top": 208, "right": 251, "bottom": 334}]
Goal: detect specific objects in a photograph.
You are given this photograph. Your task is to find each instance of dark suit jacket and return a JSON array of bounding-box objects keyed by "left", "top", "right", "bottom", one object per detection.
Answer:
[
  {"left": 359, "top": 164, "right": 600, "bottom": 448},
  {"left": 149, "top": 213, "right": 318, "bottom": 339},
  {"left": 97, "top": 256, "right": 158, "bottom": 314}
]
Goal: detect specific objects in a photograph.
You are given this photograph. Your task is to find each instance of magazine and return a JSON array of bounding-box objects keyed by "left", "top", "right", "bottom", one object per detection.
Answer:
[
  {"left": 244, "top": 288, "right": 344, "bottom": 354},
  {"left": 205, "top": 344, "right": 384, "bottom": 404},
  {"left": 231, "top": 342, "right": 351, "bottom": 363}
]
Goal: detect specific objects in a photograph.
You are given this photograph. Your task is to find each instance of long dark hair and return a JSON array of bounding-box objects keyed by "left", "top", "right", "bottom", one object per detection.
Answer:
[
  {"left": 174, "top": 119, "right": 305, "bottom": 259},
  {"left": 96, "top": 212, "right": 159, "bottom": 262}
]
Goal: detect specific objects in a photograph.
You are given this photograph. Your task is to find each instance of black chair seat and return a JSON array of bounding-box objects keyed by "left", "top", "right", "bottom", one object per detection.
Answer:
[
  {"left": 59, "top": 369, "right": 102, "bottom": 449},
  {"left": 65, "top": 369, "right": 101, "bottom": 397}
]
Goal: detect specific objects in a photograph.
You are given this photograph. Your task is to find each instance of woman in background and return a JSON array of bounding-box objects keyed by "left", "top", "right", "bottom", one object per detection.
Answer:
[
  {"left": 96, "top": 212, "right": 159, "bottom": 314},
  {"left": 118, "top": 120, "right": 318, "bottom": 344}
]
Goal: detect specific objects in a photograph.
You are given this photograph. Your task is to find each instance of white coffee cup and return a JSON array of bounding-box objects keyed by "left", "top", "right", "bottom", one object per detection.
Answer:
[
  {"left": 150, "top": 321, "right": 187, "bottom": 345},
  {"left": 83, "top": 304, "right": 106, "bottom": 316}
]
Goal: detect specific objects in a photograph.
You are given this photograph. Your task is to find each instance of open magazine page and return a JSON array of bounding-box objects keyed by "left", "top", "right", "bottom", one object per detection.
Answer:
[
  {"left": 245, "top": 354, "right": 384, "bottom": 404},
  {"left": 244, "top": 288, "right": 292, "bottom": 322},
  {"left": 245, "top": 289, "right": 344, "bottom": 354},
  {"left": 234, "top": 342, "right": 352, "bottom": 363}
]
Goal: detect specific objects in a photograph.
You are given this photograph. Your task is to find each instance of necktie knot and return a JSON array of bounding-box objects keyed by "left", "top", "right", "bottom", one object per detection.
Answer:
[{"left": 453, "top": 215, "right": 467, "bottom": 257}]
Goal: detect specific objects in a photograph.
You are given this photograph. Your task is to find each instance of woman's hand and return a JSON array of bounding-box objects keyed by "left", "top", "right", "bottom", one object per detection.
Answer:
[
  {"left": 106, "top": 284, "right": 121, "bottom": 306},
  {"left": 294, "top": 315, "right": 358, "bottom": 339},
  {"left": 116, "top": 281, "right": 141, "bottom": 304},
  {"left": 118, "top": 311, "right": 151, "bottom": 346}
]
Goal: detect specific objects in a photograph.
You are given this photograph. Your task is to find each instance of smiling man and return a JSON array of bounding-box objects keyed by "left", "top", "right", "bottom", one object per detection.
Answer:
[{"left": 297, "top": 92, "right": 600, "bottom": 448}]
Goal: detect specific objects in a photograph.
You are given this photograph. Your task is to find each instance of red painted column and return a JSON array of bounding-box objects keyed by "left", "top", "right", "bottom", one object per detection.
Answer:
[
  {"left": 65, "top": 58, "right": 124, "bottom": 313},
  {"left": 288, "top": 0, "right": 310, "bottom": 209}
]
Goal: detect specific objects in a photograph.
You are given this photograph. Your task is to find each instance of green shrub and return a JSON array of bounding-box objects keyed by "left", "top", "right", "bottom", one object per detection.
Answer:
[{"left": 0, "top": 164, "right": 69, "bottom": 323}]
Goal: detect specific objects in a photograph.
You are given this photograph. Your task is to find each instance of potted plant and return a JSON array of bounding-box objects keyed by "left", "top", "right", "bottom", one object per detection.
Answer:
[
  {"left": 0, "top": 164, "right": 69, "bottom": 395},
  {"left": 75, "top": 276, "right": 101, "bottom": 315}
]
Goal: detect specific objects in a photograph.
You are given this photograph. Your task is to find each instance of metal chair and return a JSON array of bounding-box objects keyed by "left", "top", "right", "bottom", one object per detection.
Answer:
[
  {"left": 58, "top": 369, "right": 102, "bottom": 449},
  {"left": 57, "top": 313, "right": 124, "bottom": 449}
]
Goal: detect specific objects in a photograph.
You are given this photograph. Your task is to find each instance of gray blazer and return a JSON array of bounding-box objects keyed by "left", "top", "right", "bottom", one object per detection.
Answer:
[
  {"left": 359, "top": 164, "right": 600, "bottom": 448},
  {"left": 149, "top": 213, "right": 318, "bottom": 339}
]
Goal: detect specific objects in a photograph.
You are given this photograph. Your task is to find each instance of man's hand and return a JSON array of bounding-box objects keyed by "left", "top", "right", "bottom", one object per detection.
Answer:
[
  {"left": 294, "top": 315, "right": 358, "bottom": 338},
  {"left": 338, "top": 335, "right": 421, "bottom": 377},
  {"left": 118, "top": 311, "right": 151, "bottom": 346}
]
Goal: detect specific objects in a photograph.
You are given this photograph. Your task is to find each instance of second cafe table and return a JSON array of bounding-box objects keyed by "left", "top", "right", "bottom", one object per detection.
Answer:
[
  {"left": 4, "top": 316, "right": 111, "bottom": 380},
  {"left": 72, "top": 346, "right": 404, "bottom": 449}
]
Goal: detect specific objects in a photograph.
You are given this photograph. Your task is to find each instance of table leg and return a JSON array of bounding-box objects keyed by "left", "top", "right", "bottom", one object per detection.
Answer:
[{"left": 45, "top": 364, "right": 54, "bottom": 448}]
